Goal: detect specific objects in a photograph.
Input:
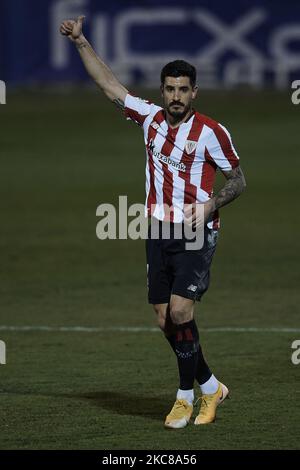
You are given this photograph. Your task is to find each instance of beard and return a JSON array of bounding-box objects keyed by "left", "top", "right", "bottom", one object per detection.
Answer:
[{"left": 167, "top": 101, "right": 191, "bottom": 120}]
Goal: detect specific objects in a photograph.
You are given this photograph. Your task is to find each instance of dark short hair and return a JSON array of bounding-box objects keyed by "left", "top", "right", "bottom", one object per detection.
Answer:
[{"left": 161, "top": 60, "right": 196, "bottom": 87}]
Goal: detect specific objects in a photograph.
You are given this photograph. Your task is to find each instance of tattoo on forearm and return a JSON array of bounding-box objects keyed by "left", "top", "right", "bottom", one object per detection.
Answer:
[
  {"left": 113, "top": 98, "right": 125, "bottom": 110},
  {"left": 76, "top": 42, "right": 88, "bottom": 50},
  {"left": 214, "top": 166, "right": 246, "bottom": 210},
  {"left": 76, "top": 41, "right": 99, "bottom": 61}
]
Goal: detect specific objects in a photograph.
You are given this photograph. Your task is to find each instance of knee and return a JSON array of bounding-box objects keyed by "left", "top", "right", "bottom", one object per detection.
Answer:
[{"left": 170, "top": 306, "right": 193, "bottom": 325}]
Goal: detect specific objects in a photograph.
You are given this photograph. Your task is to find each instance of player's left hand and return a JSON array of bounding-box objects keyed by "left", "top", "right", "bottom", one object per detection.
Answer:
[{"left": 184, "top": 199, "right": 216, "bottom": 228}]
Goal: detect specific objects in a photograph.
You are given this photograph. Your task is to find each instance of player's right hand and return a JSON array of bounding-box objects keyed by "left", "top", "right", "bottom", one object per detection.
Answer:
[{"left": 59, "top": 16, "right": 85, "bottom": 41}]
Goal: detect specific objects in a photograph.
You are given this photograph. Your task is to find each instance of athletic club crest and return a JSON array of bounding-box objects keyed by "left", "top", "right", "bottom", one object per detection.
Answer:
[{"left": 185, "top": 140, "right": 197, "bottom": 155}]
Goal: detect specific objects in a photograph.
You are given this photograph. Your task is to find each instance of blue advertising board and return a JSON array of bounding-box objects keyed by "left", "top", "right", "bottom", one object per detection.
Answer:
[{"left": 1, "top": 0, "right": 300, "bottom": 88}]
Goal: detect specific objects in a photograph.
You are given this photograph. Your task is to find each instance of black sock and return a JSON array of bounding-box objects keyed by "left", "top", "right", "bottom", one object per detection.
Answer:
[
  {"left": 195, "top": 344, "right": 212, "bottom": 385},
  {"left": 165, "top": 334, "right": 176, "bottom": 351},
  {"left": 166, "top": 323, "right": 212, "bottom": 386},
  {"left": 169, "top": 320, "right": 199, "bottom": 390}
]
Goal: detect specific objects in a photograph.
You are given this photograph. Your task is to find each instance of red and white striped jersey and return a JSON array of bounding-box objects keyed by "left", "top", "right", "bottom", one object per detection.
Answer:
[{"left": 124, "top": 93, "right": 240, "bottom": 228}]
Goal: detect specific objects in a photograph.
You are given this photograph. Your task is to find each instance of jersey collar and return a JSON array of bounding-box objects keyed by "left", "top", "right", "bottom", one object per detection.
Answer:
[{"left": 162, "top": 108, "right": 195, "bottom": 132}]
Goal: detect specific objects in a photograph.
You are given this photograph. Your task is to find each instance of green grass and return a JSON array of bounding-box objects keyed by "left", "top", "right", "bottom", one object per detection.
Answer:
[{"left": 0, "top": 88, "right": 300, "bottom": 449}]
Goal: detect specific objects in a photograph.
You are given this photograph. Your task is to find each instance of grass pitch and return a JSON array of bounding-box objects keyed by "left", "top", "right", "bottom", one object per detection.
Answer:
[{"left": 0, "top": 88, "right": 299, "bottom": 449}]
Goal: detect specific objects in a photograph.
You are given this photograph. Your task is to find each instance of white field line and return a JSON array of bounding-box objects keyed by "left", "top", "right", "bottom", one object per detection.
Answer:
[{"left": 0, "top": 326, "right": 299, "bottom": 333}]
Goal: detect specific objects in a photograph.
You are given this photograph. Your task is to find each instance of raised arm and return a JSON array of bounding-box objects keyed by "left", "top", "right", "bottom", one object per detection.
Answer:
[{"left": 60, "top": 16, "right": 128, "bottom": 108}]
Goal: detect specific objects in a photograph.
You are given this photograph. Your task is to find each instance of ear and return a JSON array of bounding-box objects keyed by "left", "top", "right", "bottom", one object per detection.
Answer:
[
  {"left": 192, "top": 85, "right": 198, "bottom": 100},
  {"left": 160, "top": 84, "right": 164, "bottom": 97}
]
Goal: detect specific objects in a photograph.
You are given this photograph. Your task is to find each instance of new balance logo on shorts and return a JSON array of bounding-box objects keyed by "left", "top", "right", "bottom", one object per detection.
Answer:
[{"left": 187, "top": 284, "right": 197, "bottom": 292}]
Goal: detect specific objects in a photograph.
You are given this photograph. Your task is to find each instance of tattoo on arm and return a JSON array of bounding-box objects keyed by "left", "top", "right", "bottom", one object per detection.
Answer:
[
  {"left": 76, "top": 42, "right": 88, "bottom": 50},
  {"left": 214, "top": 166, "right": 246, "bottom": 210},
  {"left": 113, "top": 98, "right": 125, "bottom": 110}
]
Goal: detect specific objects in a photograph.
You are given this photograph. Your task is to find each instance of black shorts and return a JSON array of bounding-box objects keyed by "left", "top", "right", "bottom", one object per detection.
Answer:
[{"left": 146, "top": 221, "right": 218, "bottom": 304}]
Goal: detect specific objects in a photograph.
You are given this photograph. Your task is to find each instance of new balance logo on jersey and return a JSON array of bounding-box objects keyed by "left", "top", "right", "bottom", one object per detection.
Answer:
[
  {"left": 150, "top": 121, "right": 160, "bottom": 130},
  {"left": 148, "top": 139, "right": 186, "bottom": 172},
  {"left": 136, "top": 97, "right": 150, "bottom": 104},
  {"left": 185, "top": 140, "right": 197, "bottom": 155}
]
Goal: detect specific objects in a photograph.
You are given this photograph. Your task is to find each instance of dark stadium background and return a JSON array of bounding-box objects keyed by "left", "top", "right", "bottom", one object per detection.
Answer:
[{"left": 0, "top": 0, "right": 299, "bottom": 450}]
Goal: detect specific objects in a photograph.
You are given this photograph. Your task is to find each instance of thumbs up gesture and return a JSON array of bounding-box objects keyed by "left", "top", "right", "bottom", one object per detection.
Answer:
[{"left": 60, "top": 16, "right": 85, "bottom": 42}]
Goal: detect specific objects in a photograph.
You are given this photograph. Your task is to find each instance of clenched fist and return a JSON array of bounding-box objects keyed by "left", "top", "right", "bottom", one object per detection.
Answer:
[{"left": 60, "top": 15, "right": 85, "bottom": 42}]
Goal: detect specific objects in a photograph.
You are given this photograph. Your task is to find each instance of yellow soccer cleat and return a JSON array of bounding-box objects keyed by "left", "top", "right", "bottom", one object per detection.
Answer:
[
  {"left": 164, "top": 399, "right": 193, "bottom": 429},
  {"left": 194, "top": 382, "right": 229, "bottom": 425}
]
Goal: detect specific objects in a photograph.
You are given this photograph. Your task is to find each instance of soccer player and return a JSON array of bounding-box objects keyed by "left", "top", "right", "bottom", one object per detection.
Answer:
[{"left": 60, "top": 16, "right": 246, "bottom": 429}]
